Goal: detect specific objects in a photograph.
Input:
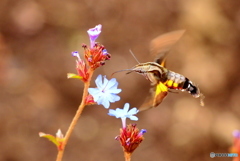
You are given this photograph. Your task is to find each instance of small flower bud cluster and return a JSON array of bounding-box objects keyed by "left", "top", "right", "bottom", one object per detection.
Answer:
[
  {"left": 83, "top": 43, "right": 111, "bottom": 70},
  {"left": 68, "top": 24, "right": 110, "bottom": 82},
  {"left": 116, "top": 124, "right": 147, "bottom": 154}
]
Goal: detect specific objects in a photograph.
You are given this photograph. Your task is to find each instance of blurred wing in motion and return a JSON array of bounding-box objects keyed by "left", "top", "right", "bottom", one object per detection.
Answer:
[
  {"left": 139, "top": 82, "right": 168, "bottom": 111},
  {"left": 150, "top": 30, "right": 185, "bottom": 67},
  {"left": 138, "top": 30, "right": 185, "bottom": 111}
]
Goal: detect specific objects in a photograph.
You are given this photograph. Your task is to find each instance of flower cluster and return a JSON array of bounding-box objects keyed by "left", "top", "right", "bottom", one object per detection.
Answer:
[
  {"left": 70, "top": 26, "right": 147, "bottom": 155},
  {"left": 68, "top": 24, "right": 111, "bottom": 82},
  {"left": 40, "top": 25, "right": 147, "bottom": 161},
  {"left": 116, "top": 124, "right": 147, "bottom": 154},
  {"left": 109, "top": 103, "right": 147, "bottom": 154},
  {"left": 84, "top": 24, "right": 111, "bottom": 69}
]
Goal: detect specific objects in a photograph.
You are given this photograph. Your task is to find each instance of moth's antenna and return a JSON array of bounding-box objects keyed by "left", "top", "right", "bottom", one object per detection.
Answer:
[{"left": 129, "top": 49, "right": 140, "bottom": 64}]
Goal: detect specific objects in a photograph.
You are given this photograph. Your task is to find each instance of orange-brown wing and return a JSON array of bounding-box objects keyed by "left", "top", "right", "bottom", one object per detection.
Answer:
[
  {"left": 139, "top": 82, "right": 168, "bottom": 111},
  {"left": 150, "top": 30, "right": 185, "bottom": 67}
]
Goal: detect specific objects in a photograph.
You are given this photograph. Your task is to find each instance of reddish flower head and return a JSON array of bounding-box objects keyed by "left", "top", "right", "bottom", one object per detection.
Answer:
[
  {"left": 116, "top": 124, "right": 147, "bottom": 154},
  {"left": 83, "top": 43, "right": 111, "bottom": 69},
  {"left": 108, "top": 104, "right": 146, "bottom": 154}
]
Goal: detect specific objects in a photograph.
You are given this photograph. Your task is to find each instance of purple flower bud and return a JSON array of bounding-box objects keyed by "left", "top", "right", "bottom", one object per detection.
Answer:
[
  {"left": 87, "top": 24, "right": 102, "bottom": 48},
  {"left": 102, "top": 49, "right": 108, "bottom": 55},
  {"left": 138, "top": 129, "right": 147, "bottom": 137},
  {"left": 72, "top": 51, "right": 80, "bottom": 60},
  {"left": 72, "top": 51, "right": 79, "bottom": 57}
]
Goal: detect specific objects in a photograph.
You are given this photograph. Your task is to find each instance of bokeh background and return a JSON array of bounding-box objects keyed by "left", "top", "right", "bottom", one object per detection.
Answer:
[{"left": 0, "top": 0, "right": 240, "bottom": 161}]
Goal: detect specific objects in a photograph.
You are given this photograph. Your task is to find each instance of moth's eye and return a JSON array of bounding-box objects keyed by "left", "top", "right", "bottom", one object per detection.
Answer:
[{"left": 152, "top": 71, "right": 161, "bottom": 79}]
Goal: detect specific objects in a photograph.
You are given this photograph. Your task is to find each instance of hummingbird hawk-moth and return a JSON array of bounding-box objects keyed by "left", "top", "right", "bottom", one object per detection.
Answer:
[{"left": 114, "top": 30, "right": 204, "bottom": 111}]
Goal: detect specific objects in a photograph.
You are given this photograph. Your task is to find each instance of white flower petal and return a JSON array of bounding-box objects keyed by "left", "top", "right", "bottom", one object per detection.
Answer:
[
  {"left": 101, "top": 98, "right": 110, "bottom": 109},
  {"left": 108, "top": 109, "right": 117, "bottom": 116},
  {"left": 129, "top": 116, "right": 138, "bottom": 121},
  {"left": 128, "top": 107, "right": 139, "bottom": 115},
  {"left": 109, "top": 88, "right": 122, "bottom": 94},
  {"left": 104, "top": 78, "right": 117, "bottom": 90},
  {"left": 123, "top": 103, "right": 130, "bottom": 113},
  {"left": 102, "top": 75, "right": 109, "bottom": 87},
  {"left": 112, "top": 95, "right": 120, "bottom": 102},
  {"left": 95, "top": 75, "right": 103, "bottom": 89},
  {"left": 106, "top": 94, "right": 119, "bottom": 103},
  {"left": 88, "top": 88, "right": 101, "bottom": 101}
]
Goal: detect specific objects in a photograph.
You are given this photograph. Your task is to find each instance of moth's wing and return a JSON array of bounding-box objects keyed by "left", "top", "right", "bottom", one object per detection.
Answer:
[
  {"left": 150, "top": 30, "right": 185, "bottom": 67},
  {"left": 139, "top": 82, "right": 168, "bottom": 112}
]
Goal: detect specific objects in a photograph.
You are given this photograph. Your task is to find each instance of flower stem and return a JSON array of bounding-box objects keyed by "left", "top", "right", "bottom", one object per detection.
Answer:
[
  {"left": 124, "top": 151, "right": 132, "bottom": 161},
  {"left": 56, "top": 70, "right": 94, "bottom": 161}
]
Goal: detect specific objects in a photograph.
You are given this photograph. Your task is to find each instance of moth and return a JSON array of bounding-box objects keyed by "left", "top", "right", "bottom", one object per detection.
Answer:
[{"left": 114, "top": 30, "right": 204, "bottom": 111}]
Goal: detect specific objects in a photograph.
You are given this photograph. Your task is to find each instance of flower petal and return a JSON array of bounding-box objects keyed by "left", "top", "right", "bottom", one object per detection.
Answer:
[
  {"left": 129, "top": 116, "right": 138, "bottom": 121},
  {"left": 104, "top": 78, "right": 117, "bottom": 90},
  {"left": 123, "top": 103, "right": 130, "bottom": 113},
  {"left": 102, "top": 75, "right": 109, "bottom": 88},
  {"left": 88, "top": 75, "right": 121, "bottom": 109},
  {"left": 87, "top": 24, "right": 102, "bottom": 42},
  {"left": 95, "top": 75, "right": 103, "bottom": 89},
  {"left": 127, "top": 107, "right": 139, "bottom": 115},
  {"left": 97, "top": 95, "right": 110, "bottom": 109},
  {"left": 108, "top": 103, "right": 139, "bottom": 121},
  {"left": 108, "top": 109, "right": 117, "bottom": 116}
]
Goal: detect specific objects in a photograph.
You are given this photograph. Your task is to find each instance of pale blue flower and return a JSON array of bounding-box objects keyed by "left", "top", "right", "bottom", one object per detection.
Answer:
[
  {"left": 108, "top": 103, "right": 139, "bottom": 128},
  {"left": 108, "top": 103, "right": 139, "bottom": 120},
  {"left": 88, "top": 75, "right": 122, "bottom": 109},
  {"left": 87, "top": 24, "right": 102, "bottom": 48}
]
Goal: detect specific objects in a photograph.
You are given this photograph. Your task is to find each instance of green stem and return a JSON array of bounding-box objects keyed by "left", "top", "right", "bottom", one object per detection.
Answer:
[{"left": 56, "top": 70, "right": 94, "bottom": 161}]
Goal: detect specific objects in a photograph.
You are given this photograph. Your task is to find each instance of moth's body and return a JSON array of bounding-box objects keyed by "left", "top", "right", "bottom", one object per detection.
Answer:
[{"left": 129, "top": 62, "right": 201, "bottom": 99}]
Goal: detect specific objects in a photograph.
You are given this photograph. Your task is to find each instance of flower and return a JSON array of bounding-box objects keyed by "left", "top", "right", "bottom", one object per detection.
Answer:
[
  {"left": 83, "top": 43, "right": 111, "bottom": 69},
  {"left": 108, "top": 103, "right": 139, "bottom": 128},
  {"left": 87, "top": 24, "right": 102, "bottom": 49},
  {"left": 109, "top": 104, "right": 146, "bottom": 155},
  {"left": 83, "top": 24, "right": 111, "bottom": 69},
  {"left": 108, "top": 103, "right": 139, "bottom": 120},
  {"left": 115, "top": 124, "right": 147, "bottom": 154},
  {"left": 88, "top": 75, "right": 122, "bottom": 109},
  {"left": 67, "top": 51, "right": 89, "bottom": 82}
]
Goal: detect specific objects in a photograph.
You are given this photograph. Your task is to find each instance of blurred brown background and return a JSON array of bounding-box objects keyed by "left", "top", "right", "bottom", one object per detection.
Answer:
[{"left": 0, "top": 0, "right": 240, "bottom": 161}]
